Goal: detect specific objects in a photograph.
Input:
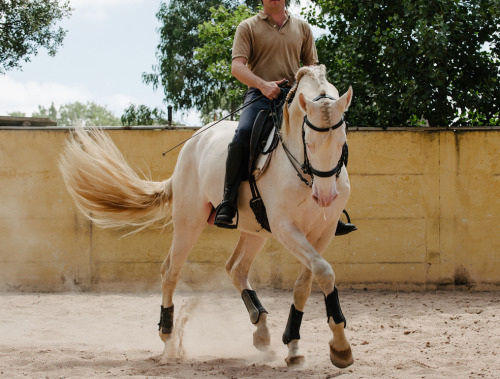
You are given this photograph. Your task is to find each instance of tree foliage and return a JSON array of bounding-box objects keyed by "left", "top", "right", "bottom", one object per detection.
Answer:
[
  {"left": 306, "top": 0, "right": 500, "bottom": 127},
  {"left": 33, "top": 101, "right": 120, "bottom": 126},
  {"left": 142, "top": 0, "right": 233, "bottom": 114},
  {"left": 0, "top": 0, "right": 72, "bottom": 73},
  {"left": 7, "top": 111, "right": 26, "bottom": 117},
  {"left": 195, "top": 5, "right": 254, "bottom": 122},
  {"left": 120, "top": 104, "right": 168, "bottom": 126}
]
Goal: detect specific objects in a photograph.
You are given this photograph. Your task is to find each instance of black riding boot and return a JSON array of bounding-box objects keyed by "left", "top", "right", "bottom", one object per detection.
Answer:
[
  {"left": 335, "top": 220, "right": 357, "bottom": 236},
  {"left": 335, "top": 210, "right": 357, "bottom": 236},
  {"left": 214, "top": 142, "right": 247, "bottom": 229}
]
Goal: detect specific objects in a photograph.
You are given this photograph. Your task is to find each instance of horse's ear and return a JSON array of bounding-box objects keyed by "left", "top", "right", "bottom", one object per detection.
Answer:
[
  {"left": 340, "top": 86, "right": 353, "bottom": 112},
  {"left": 298, "top": 92, "right": 310, "bottom": 113}
]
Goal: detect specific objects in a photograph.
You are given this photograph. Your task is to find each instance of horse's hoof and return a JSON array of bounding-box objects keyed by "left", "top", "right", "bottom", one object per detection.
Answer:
[
  {"left": 285, "top": 354, "right": 305, "bottom": 367},
  {"left": 329, "top": 344, "right": 354, "bottom": 368},
  {"left": 253, "top": 330, "right": 271, "bottom": 351}
]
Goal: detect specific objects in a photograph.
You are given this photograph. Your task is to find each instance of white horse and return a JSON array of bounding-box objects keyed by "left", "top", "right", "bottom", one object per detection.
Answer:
[{"left": 59, "top": 65, "right": 354, "bottom": 368}]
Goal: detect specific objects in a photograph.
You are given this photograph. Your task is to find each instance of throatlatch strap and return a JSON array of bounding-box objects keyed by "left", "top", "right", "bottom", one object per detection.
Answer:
[
  {"left": 324, "top": 287, "right": 346, "bottom": 328},
  {"left": 158, "top": 304, "right": 174, "bottom": 334},
  {"left": 282, "top": 304, "right": 304, "bottom": 345},
  {"left": 241, "top": 289, "right": 268, "bottom": 324}
]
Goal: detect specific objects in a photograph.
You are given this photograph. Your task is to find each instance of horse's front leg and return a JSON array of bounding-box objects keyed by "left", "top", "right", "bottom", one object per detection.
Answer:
[
  {"left": 283, "top": 264, "right": 312, "bottom": 366},
  {"left": 226, "top": 232, "right": 270, "bottom": 351},
  {"left": 274, "top": 222, "right": 353, "bottom": 368}
]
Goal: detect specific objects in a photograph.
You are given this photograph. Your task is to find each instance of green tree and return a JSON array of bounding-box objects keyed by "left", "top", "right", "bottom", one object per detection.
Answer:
[
  {"left": 306, "top": 0, "right": 499, "bottom": 127},
  {"left": 142, "top": 0, "right": 232, "bottom": 114},
  {"left": 195, "top": 5, "right": 254, "bottom": 122},
  {"left": 120, "top": 104, "right": 168, "bottom": 126},
  {"left": 33, "top": 102, "right": 58, "bottom": 121},
  {"left": 33, "top": 101, "right": 120, "bottom": 126},
  {"left": 7, "top": 111, "right": 26, "bottom": 117},
  {"left": 0, "top": 0, "right": 72, "bottom": 73}
]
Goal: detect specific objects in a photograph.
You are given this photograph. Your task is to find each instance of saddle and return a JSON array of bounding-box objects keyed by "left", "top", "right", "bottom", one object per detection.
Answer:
[{"left": 246, "top": 107, "right": 281, "bottom": 232}]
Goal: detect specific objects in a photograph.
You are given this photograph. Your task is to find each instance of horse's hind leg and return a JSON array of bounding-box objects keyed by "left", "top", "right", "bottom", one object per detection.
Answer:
[
  {"left": 225, "top": 232, "right": 269, "bottom": 351},
  {"left": 159, "top": 202, "right": 210, "bottom": 354},
  {"left": 283, "top": 264, "right": 313, "bottom": 366}
]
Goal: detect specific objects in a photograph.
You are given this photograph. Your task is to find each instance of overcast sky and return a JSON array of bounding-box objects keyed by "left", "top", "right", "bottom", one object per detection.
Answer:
[{"left": 0, "top": 0, "right": 318, "bottom": 126}]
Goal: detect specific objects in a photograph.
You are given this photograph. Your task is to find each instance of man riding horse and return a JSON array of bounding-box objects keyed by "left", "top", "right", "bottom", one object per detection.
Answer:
[
  {"left": 214, "top": 0, "right": 357, "bottom": 236},
  {"left": 59, "top": 0, "right": 357, "bottom": 368}
]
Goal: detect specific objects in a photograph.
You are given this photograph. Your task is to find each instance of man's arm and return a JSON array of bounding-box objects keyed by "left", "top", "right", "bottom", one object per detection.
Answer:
[{"left": 231, "top": 57, "right": 285, "bottom": 100}]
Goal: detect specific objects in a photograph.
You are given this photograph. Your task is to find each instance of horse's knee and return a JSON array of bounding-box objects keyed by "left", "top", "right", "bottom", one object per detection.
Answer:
[
  {"left": 312, "top": 259, "right": 334, "bottom": 278},
  {"left": 311, "top": 259, "right": 335, "bottom": 291}
]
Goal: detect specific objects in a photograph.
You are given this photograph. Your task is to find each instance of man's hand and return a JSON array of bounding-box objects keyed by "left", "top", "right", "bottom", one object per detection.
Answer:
[
  {"left": 232, "top": 58, "right": 287, "bottom": 100},
  {"left": 259, "top": 79, "right": 287, "bottom": 100}
]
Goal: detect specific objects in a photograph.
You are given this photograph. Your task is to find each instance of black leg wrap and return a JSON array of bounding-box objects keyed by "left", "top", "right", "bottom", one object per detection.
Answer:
[
  {"left": 241, "top": 289, "right": 268, "bottom": 324},
  {"left": 282, "top": 304, "right": 304, "bottom": 345},
  {"left": 158, "top": 304, "right": 174, "bottom": 334},
  {"left": 325, "top": 287, "right": 346, "bottom": 328}
]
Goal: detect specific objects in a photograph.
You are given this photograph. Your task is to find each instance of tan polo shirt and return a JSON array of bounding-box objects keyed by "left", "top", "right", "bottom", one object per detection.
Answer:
[{"left": 232, "top": 10, "right": 318, "bottom": 85}]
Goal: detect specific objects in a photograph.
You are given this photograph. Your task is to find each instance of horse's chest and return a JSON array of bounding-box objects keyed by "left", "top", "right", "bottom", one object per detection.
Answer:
[{"left": 283, "top": 196, "right": 335, "bottom": 233}]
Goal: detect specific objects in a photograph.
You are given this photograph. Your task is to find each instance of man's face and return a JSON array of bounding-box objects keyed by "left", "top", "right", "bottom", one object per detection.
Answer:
[{"left": 261, "top": 0, "right": 286, "bottom": 12}]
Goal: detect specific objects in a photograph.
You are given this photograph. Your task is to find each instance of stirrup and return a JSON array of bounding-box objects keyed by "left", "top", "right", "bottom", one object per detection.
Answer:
[{"left": 214, "top": 201, "right": 239, "bottom": 229}]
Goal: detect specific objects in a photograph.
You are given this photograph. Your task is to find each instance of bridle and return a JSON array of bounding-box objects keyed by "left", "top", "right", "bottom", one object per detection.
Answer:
[{"left": 277, "top": 94, "right": 348, "bottom": 188}]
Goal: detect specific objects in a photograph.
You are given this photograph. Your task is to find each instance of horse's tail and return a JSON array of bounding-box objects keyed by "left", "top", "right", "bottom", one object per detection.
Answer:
[{"left": 59, "top": 127, "right": 173, "bottom": 232}]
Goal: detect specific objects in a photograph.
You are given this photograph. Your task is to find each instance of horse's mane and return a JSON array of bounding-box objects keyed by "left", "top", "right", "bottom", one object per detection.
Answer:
[
  {"left": 283, "top": 64, "right": 333, "bottom": 129},
  {"left": 286, "top": 64, "right": 329, "bottom": 103}
]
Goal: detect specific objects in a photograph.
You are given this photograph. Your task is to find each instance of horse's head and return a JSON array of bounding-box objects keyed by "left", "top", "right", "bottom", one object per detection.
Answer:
[{"left": 286, "top": 65, "right": 353, "bottom": 207}]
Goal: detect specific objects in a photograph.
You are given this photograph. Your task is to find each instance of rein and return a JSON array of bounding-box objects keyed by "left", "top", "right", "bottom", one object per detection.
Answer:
[
  {"left": 161, "top": 95, "right": 265, "bottom": 156},
  {"left": 277, "top": 94, "right": 348, "bottom": 188}
]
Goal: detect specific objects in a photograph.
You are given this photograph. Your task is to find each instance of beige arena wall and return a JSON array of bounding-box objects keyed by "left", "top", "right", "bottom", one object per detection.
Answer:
[{"left": 0, "top": 127, "right": 498, "bottom": 292}]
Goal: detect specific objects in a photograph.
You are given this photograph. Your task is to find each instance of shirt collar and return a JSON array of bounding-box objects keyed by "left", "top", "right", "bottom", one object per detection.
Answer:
[{"left": 258, "top": 9, "right": 290, "bottom": 21}]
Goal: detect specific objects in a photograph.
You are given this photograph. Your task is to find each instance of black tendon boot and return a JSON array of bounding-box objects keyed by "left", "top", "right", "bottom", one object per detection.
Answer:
[{"left": 215, "top": 142, "right": 247, "bottom": 228}]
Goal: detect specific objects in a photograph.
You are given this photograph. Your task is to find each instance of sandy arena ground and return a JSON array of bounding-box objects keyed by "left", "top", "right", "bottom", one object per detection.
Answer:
[{"left": 0, "top": 289, "right": 499, "bottom": 378}]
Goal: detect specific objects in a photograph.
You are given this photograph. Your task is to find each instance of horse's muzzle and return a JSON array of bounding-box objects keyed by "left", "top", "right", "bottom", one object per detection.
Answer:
[{"left": 312, "top": 183, "right": 338, "bottom": 207}]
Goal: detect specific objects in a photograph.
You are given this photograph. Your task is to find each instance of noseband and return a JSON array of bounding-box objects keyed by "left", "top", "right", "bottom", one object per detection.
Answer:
[{"left": 280, "top": 94, "right": 349, "bottom": 187}]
